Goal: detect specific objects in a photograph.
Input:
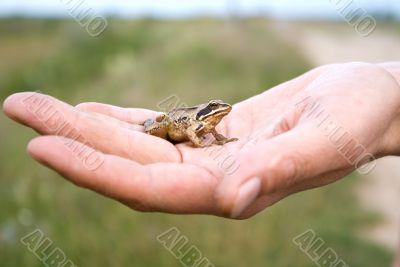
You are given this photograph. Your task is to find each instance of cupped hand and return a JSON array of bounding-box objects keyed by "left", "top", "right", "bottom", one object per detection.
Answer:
[{"left": 3, "top": 62, "right": 400, "bottom": 219}]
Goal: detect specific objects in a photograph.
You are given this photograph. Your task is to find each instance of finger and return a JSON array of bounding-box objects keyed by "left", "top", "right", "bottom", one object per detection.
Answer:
[
  {"left": 76, "top": 102, "right": 162, "bottom": 124},
  {"left": 3, "top": 92, "right": 180, "bottom": 163},
  {"left": 216, "top": 123, "right": 351, "bottom": 218},
  {"left": 28, "top": 136, "right": 218, "bottom": 214}
]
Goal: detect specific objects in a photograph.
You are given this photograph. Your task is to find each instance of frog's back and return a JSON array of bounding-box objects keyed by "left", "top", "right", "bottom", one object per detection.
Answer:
[{"left": 167, "top": 106, "right": 196, "bottom": 119}]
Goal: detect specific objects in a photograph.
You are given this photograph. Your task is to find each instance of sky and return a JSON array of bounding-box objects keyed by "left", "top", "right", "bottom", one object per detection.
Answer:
[{"left": 0, "top": 0, "right": 399, "bottom": 19}]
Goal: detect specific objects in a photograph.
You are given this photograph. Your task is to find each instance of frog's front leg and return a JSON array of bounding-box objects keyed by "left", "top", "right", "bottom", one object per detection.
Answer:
[
  {"left": 186, "top": 123, "right": 209, "bottom": 148},
  {"left": 211, "top": 129, "right": 238, "bottom": 145}
]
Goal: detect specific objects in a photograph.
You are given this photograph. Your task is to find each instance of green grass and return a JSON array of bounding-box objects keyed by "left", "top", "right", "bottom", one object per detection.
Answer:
[{"left": 0, "top": 18, "right": 393, "bottom": 267}]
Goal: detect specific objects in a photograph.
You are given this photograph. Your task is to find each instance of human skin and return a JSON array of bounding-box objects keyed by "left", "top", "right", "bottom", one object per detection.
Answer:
[{"left": 2, "top": 62, "right": 400, "bottom": 221}]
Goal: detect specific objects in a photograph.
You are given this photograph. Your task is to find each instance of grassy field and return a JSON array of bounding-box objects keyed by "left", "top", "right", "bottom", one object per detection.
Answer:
[{"left": 0, "top": 18, "right": 393, "bottom": 266}]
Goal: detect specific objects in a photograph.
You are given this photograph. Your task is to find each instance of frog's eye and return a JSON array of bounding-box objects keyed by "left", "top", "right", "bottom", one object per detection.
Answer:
[{"left": 209, "top": 102, "right": 219, "bottom": 108}]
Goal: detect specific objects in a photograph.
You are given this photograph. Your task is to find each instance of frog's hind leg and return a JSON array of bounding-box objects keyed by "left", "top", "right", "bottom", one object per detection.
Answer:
[
  {"left": 144, "top": 119, "right": 168, "bottom": 140},
  {"left": 141, "top": 114, "right": 166, "bottom": 126},
  {"left": 143, "top": 118, "right": 155, "bottom": 128},
  {"left": 211, "top": 129, "right": 238, "bottom": 145}
]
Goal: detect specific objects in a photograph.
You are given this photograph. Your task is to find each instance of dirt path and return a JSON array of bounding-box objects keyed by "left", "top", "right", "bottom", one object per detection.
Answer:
[{"left": 272, "top": 21, "right": 400, "bottom": 251}]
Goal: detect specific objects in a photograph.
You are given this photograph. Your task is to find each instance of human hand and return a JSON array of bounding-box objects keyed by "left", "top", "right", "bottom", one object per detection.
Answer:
[{"left": 3, "top": 62, "right": 400, "bottom": 219}]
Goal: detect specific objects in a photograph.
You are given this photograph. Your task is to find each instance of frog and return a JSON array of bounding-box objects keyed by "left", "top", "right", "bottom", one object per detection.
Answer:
[{"left": 142, "top": 100, "right": 238, "bottom": 148}]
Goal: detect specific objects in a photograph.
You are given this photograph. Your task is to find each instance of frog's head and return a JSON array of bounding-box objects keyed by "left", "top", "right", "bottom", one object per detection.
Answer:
[{"left": 196, "top": 100, "right": 232, "bottom": 126}]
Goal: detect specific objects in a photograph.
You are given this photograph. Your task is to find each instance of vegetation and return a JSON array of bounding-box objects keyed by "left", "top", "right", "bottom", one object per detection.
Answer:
[{"left": 0, "top": 18, "right": 392, "bottom": 266}]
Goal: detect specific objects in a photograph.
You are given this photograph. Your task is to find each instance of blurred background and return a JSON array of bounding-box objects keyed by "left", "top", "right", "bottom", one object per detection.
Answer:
[{"left": 0, "top": 0, "right": 399, "bottom": 266}]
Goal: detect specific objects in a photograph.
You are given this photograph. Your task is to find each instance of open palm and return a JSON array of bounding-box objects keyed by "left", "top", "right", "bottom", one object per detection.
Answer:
[{"left": 3, "top": 62, "right": 400, "bottom": 219}]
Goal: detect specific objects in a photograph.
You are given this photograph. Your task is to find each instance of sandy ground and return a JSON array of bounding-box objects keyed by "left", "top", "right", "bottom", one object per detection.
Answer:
[{"left": 271, "top": 21, "right": 400, "bottom": 251}]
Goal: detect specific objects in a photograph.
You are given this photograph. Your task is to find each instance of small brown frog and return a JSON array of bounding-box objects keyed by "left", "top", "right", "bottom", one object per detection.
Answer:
[{"left": 143, "top": 100, "right": 238, "bottom": 147}]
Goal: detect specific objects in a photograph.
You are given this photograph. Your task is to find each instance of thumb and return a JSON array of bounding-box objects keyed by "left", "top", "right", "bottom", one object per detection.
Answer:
[{"left": 216, "top": 123, "right": 345, "bottom": 218}]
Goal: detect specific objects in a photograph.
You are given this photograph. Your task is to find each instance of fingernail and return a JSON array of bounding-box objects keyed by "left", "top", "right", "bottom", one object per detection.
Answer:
[{"left": 231, "top": 177, "right": 262, "bottom": 218}]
